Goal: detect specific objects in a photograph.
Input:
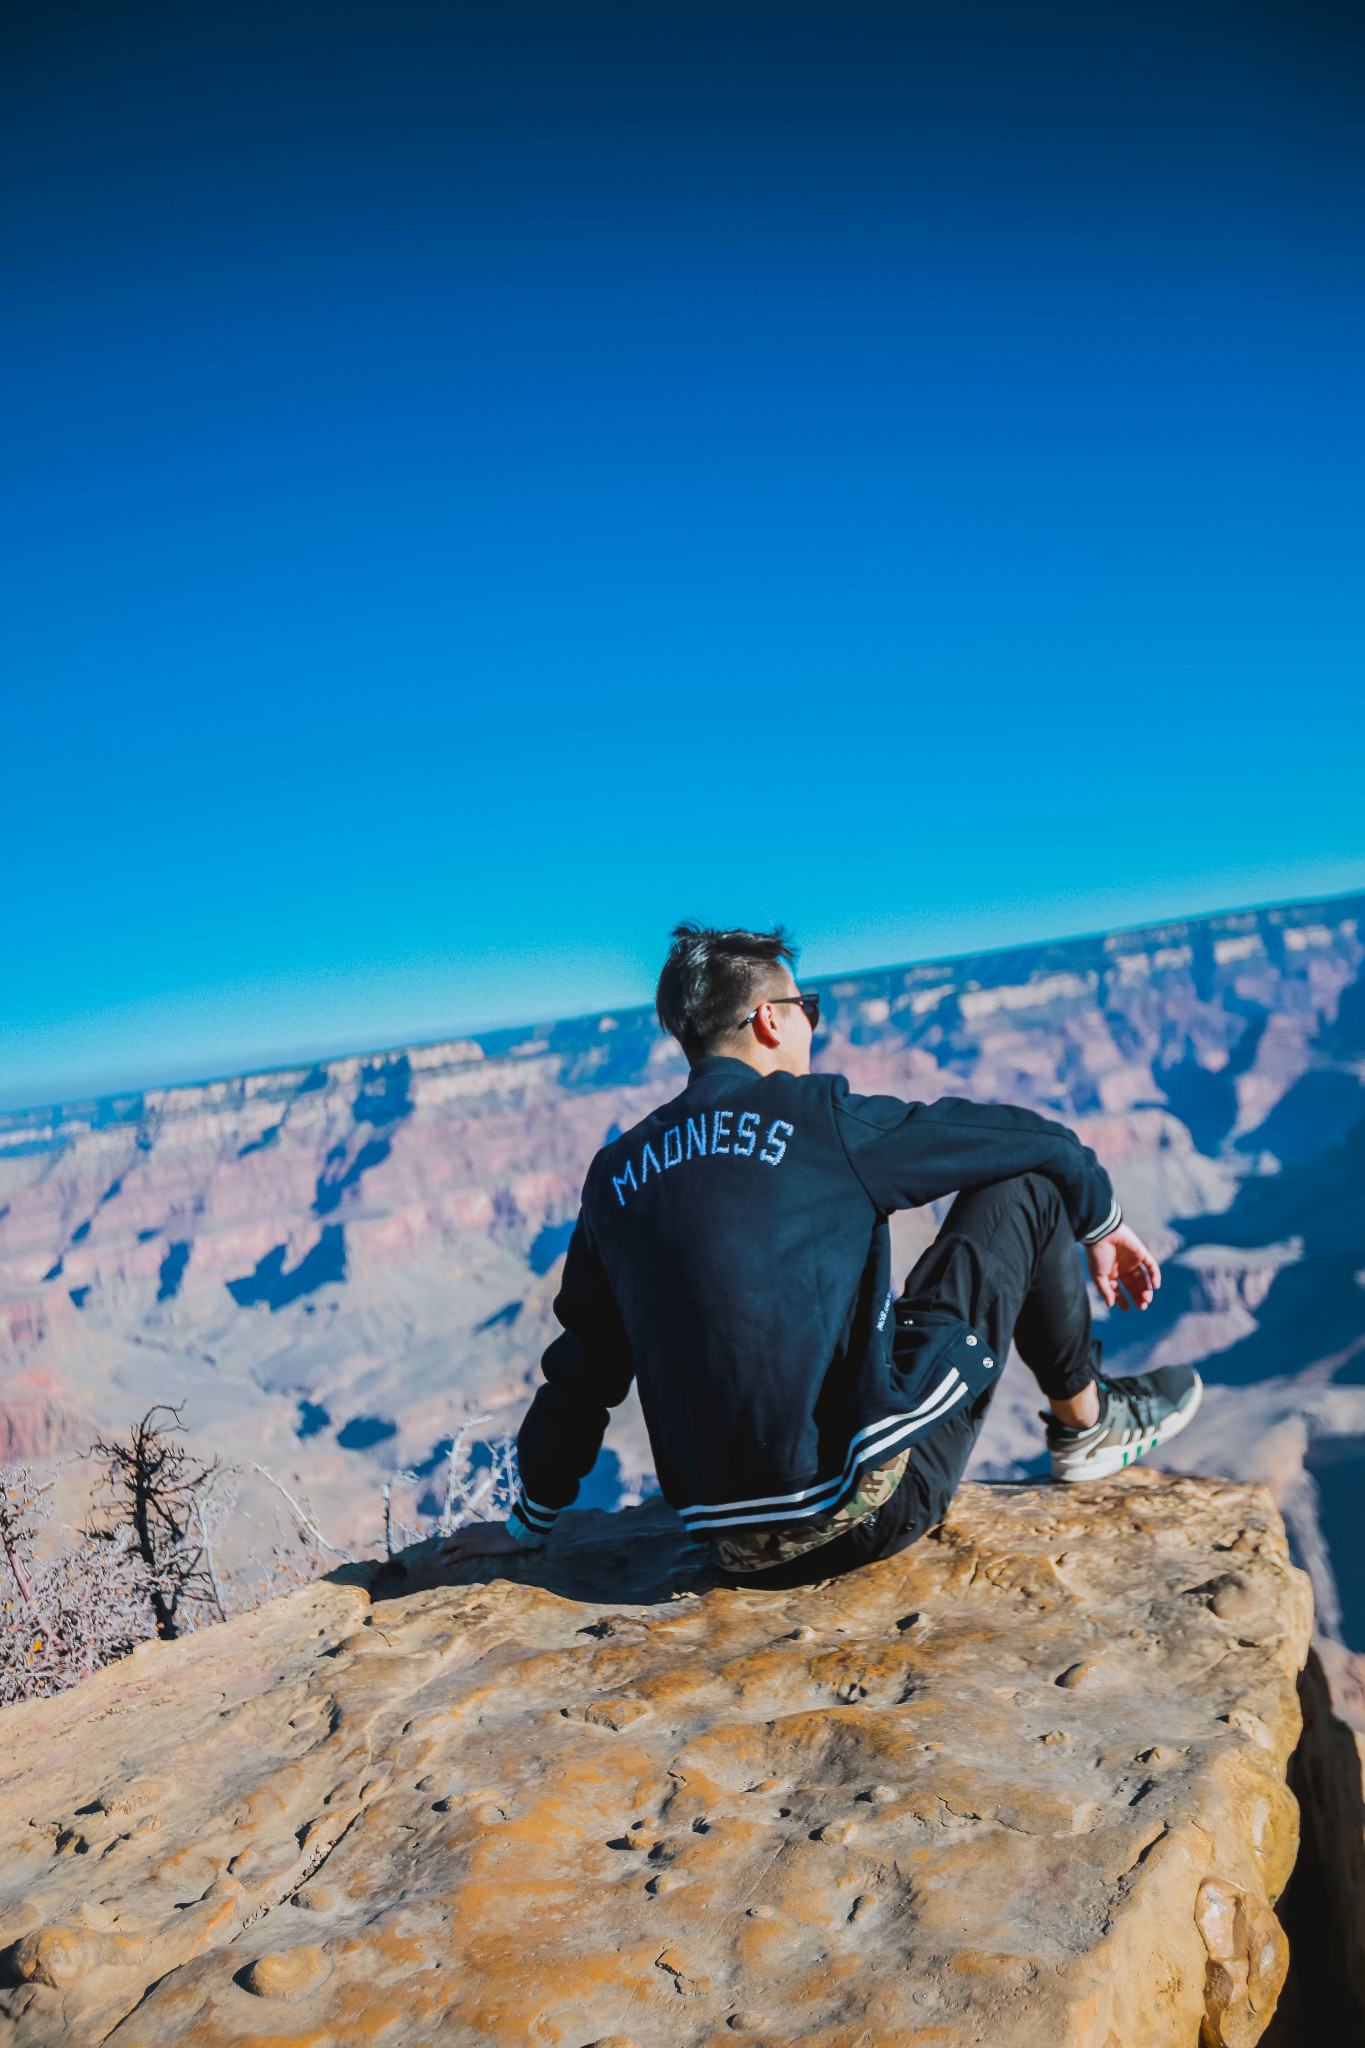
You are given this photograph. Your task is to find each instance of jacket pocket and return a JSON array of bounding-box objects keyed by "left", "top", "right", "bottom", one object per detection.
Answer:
[{"left": 890, "top": 1306, "right": 997, "bottom": 1406}]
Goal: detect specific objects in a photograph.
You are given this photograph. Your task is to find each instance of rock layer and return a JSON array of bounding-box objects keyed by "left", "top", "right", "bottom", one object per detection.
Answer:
[
  {"left": 0, "top": 1471, "right": 1311, "bottom": 2046},
  {"left": 1, "top": 893, "right": 1362, "bottom": 1619}
]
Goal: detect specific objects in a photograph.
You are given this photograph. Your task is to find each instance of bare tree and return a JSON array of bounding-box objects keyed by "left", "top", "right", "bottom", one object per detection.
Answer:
[
  {"left": 1, "top": 1465, "right": 154, "bottom": 1706},
  {"left": 438, "top": 1421, "right": 519, "bottom": 1535},
  {"left": 3, "top": 1411, "right": 529, "bottom": 1710},
  {"left": 250, "top": 1464, "right": 354, "bottom": 1562},
  {"left": 439, "top": 1415, "right": 491, "bottom": 1535},
  {"left": 86, "top": 1406, "right": 233, "bottom": 1640},
  {"left": 0, "top": 1466, "right": 39, "bottom": 1611},
  {"left": 383, "top": 1469, "right": 420, "bottom": 1558}
]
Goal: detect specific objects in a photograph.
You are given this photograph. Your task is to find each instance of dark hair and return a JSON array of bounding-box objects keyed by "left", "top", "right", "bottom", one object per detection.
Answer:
[{"left": 656, "top": 921, "right": 797, "bottom": 1061}]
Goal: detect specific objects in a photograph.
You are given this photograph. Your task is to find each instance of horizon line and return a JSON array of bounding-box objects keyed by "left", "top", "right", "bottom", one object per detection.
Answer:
[{"left": 4, "top": 882, "right": 1361, "bottom": 1128}]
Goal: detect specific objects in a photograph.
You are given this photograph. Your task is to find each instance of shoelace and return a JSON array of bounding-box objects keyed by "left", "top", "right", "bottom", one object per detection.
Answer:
[{"left": 1095, "top": 1374, "right": 1164, "bottom": 1432}]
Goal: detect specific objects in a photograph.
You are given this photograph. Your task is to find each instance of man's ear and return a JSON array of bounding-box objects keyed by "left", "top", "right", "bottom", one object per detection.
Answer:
[{"left": 750, "top": 1001, "right": 782, "bottom": 1048}]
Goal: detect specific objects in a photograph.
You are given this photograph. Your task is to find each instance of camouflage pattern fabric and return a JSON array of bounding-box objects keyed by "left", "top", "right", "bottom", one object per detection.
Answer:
[{"left": 710, "top": 1451, "right": 911, "bottom": 1574}]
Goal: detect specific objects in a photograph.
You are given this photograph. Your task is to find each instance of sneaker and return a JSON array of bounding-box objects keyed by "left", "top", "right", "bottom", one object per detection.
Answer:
[{"left": 1045, "top": 1368, "right": 1203, "bottom": 1482}]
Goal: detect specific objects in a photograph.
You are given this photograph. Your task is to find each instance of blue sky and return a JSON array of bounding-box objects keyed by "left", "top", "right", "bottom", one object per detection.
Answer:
[{"left": 4, "top": 1, "right": 1363, "bottom": 1110}]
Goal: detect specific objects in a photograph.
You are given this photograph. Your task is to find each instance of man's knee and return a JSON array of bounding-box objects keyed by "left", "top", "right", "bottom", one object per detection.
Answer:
[
  {"left": 957, "top": 1171, "right": 1064, "bottom": 1233},
  {"left": 1001, "top": 1171, "right": 1063, "bottom": 1213}
]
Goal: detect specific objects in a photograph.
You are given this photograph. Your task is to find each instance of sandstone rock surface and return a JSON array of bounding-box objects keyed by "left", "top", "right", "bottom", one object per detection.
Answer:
[{"left": 0, "top": 1472, "right": 1311, "bottom": 2046}]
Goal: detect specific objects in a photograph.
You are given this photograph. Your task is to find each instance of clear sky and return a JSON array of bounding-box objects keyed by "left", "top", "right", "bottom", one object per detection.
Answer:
[{"left": 4, "top": 1, "right": 1363, "bottom": 1111}]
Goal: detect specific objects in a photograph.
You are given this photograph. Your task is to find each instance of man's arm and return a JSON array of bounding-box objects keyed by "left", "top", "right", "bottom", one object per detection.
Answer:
[
  {"left": 442, "top": 1210, "right": 634, "bottom": 1561},
  {"left": 833, "top": 1083, "right": 1120, "bottom": 1243}
]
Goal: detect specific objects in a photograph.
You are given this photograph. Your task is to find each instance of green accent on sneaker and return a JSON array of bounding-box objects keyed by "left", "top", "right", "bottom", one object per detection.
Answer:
[{"left": 1048, "top": 1369, "right": 1202, "bottom": 1483}]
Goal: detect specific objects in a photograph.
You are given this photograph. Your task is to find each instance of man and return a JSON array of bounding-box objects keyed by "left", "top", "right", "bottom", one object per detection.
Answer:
[{"left": 444, "top": 924, "right": 1200, "bottom": 1584}]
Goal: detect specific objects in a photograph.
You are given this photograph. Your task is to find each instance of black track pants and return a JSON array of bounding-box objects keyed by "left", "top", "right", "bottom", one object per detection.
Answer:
[{"left": 731, "top": 1173, "right": 1096, "bottom": 1588}]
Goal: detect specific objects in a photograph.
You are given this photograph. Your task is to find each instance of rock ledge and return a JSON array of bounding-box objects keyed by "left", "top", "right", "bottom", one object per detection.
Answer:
[{"left": 0, "top": 1471, "right": 1311, "bottom": 2047}]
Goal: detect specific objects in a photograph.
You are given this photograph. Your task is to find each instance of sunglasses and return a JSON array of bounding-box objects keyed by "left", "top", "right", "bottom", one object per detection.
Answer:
[{"left": 741, "top": 992, "right": 821, "bottom": 1032}]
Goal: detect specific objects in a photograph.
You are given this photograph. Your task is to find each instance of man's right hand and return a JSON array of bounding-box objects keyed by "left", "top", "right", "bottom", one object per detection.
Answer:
[
  {"left": 1086, "top": 1222, "right": 1162, "bottom": 1311},
  {"left": 439, "top": 1521, "right": 524, "bottom": 1565}
]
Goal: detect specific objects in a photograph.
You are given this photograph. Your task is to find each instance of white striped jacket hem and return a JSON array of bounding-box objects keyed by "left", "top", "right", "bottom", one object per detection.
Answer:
[
  {"left": 679, "top": 1371, "right": 970, "bottom": 1534},
  {"left": 514, "top": 1363, "right": 983, "bottom": 1543}
]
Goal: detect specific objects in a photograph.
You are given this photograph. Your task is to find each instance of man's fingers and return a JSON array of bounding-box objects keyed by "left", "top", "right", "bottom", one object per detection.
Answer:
[
  {"left": 1125, "top": 1255, "right": 1159, "bottom": 1308},
  {"left": 1091, "top": 1229, "right": 1161, "bottom": 1313}
]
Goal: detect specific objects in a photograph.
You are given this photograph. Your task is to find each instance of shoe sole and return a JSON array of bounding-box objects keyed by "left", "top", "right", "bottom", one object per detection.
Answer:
[{"left": 1050, "top": 1374, "right": 1204, "bottom": 1483}]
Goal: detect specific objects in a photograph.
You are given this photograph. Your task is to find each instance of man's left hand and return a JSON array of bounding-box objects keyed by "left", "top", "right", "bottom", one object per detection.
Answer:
[
  {"left": 1086, "top": 1222, "right": 1162, "bottom": 1311},
  {"left": 439, "top": 1521, "right": 523, "bottom": 1565}
]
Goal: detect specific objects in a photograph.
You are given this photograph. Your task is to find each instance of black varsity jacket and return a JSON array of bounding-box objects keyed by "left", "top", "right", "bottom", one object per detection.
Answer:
[{"left": 509, "top": 1056, "right": 1119, "bottom": 1548}]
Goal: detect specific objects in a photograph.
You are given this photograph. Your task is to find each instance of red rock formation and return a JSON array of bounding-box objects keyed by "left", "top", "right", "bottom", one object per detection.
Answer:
[{"left": 0, "top": 895, "right": 1361, "bottom": 1649}]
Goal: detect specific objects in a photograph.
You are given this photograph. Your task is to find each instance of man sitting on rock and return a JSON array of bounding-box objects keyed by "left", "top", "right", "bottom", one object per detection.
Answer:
[{"left": 444, "top": 924, "right": 1201, "bottom": 1585}]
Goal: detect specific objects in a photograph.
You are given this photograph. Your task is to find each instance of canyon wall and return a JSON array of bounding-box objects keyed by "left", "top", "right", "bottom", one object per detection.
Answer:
[{"left": 2, "top": 892, "right": 1361, "bottom": 1663}]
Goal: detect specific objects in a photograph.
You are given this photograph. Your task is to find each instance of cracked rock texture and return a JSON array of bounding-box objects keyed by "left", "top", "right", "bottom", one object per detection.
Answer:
[{"left": 0, "top": 1472, "right": 1311, "bottom": 2047}]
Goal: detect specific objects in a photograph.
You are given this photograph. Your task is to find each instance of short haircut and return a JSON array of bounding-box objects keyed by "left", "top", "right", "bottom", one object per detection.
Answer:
[{"left": 656, "top": 921, "right": 797, "bottom": 1062}]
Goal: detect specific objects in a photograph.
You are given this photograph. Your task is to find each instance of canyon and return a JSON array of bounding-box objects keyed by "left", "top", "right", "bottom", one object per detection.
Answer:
[{"left": 1, "top": 892, "right": 1361, "bottom": 1665}]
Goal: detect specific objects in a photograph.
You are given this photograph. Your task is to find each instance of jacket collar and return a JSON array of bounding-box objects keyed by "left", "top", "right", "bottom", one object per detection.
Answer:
[{"left": 687, "top": 1055, "right": 765, "bottom": 1083}]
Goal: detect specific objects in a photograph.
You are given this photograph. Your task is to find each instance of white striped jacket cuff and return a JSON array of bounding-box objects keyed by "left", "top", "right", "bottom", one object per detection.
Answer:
[
  {"left": 508, "top": 1491, "right": 559, "bottom": 1548},
  {"left": 1080, "top": 1195, "right": 1122, "bottom": 1244}
]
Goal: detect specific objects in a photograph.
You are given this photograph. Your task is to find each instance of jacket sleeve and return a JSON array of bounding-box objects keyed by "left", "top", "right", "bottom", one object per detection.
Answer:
[
  {"left": 832, "top": 1081, "right": 1121, "bottom": 1244},
  {"left": 510, "top": 1208, "right": 636, "bottom": 1547}
]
